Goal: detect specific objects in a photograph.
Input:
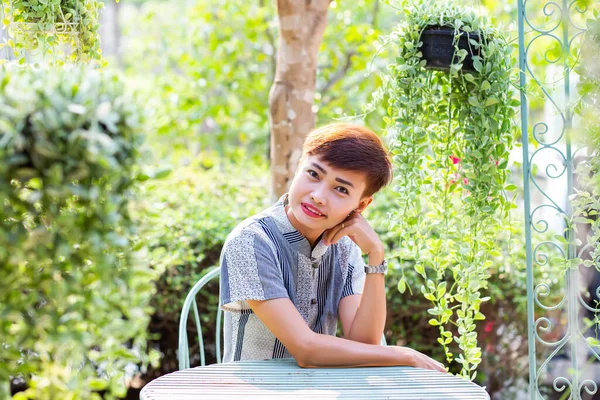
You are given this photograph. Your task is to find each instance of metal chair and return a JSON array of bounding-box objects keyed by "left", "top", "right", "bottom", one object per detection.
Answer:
[
  {"left": 178, "top": 266, "right": 222, "bottom": 370},
  {"left": 177, "top": 265, "right": 387, "bottom": 370}
]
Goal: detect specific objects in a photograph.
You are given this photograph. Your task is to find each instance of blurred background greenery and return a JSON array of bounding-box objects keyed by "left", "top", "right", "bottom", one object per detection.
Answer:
[
  {"left": 102, "top": 1, "right": 534, "bottom": 397},
  {"left": 1, "top": 0, "right": 597, "bottom": 398}
]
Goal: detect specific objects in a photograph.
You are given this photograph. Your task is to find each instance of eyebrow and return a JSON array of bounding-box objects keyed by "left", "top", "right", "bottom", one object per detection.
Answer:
[{"left": 311, "top": 162, "right": 355, "bottom": 188}]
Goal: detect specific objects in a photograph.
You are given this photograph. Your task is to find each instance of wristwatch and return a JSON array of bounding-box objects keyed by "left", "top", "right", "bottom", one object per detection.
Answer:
[{"left": 364, "top": 260, "right": 388, "bottom": 275}]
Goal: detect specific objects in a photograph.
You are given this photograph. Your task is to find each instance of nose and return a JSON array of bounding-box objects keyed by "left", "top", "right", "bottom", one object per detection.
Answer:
[{"left": 310, "top": 190, "right": 326, "bottom": 206}]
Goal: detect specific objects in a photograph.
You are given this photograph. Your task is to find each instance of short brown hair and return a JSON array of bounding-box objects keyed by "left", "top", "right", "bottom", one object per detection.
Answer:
[{"left": 301, "top": 123, "right": 393, "bottom": 197}]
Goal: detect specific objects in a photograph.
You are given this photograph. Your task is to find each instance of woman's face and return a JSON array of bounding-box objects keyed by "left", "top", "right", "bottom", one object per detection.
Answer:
[{"left": 285, "top": 154, "right": 371, "bottom": 242}]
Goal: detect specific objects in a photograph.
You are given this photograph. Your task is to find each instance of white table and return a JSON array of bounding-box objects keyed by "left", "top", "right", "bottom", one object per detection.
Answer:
[{"left": 140, "top": 358, "right": 490, "bottom": 399}]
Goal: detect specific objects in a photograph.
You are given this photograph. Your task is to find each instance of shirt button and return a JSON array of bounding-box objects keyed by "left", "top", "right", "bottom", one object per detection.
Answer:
[
  {"left": 311, "top": 298, "right": 317, "bottom": 305},
  {"left": 312, "top": 262, "right": 319, "bottom": 269}
]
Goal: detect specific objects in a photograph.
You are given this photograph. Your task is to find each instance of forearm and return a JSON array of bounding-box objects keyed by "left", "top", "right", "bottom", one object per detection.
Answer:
[
  {"left": 299, "top": 332, "right": 412, "bottom": 368},
  {"left": 347, "top": 251, "right": 387, "bottom": 344}
]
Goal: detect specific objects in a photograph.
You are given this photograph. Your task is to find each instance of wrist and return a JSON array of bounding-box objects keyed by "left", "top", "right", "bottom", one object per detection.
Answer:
[
  {"left": 364, "top": 259, "right": 387, "bottom": 275},
  {"left": 367, "top": 246, "right": 385, "bottom": 266},
  {"left": 391, "top": 346, "right": 416, "bottom": 367},
  {"left": 404, "top": 348, "right": 417, "bottom": 367}
]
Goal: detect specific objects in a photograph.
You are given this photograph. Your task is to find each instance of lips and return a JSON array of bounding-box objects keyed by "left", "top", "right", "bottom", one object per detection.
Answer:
[{"left": 301, "top": 202, "right": 326, "bottom": 218}]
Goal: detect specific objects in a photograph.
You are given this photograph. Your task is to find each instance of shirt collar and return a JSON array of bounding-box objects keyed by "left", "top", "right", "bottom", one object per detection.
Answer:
[{"left": 271, "top": 193, "right": 329, "bottom": 260}]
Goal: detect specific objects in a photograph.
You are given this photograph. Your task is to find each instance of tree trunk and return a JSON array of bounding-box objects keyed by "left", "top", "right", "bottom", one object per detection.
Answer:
[{"left": 268, "top": 0, "right": 330, "bottom": 200}]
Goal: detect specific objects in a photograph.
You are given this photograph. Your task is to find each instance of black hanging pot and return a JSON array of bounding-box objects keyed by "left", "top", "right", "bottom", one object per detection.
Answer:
[{"left": 419, "top": 25, "right": 482, "bottom": 71}]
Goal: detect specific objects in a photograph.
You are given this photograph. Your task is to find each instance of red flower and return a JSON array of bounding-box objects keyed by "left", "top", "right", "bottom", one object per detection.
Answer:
[
  {"left": 484, "top": 321, "right": 494, "bottom": 333},
  {"left": 450, "top": 155, "right": 461, "bottom": 165},
  {"left": 463, "top": 178, "right": 469, "bottom": 185}
]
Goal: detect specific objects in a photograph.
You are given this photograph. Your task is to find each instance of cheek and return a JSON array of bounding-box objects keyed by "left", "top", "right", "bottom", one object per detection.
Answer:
[{"left": 288, "top": 178, "right": 307, "bottom": 204}]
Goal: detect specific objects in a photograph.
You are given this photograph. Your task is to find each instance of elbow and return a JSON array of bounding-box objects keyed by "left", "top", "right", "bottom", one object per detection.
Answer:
[
  {"left": 291, "top": 333, "right": 318, "bottom": 368},
  {"left": 295, "top": 356, "right": 312, "bottom": 369}
]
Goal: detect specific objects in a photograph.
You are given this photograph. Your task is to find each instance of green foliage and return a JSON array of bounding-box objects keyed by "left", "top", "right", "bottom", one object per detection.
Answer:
[
  {"left": 0, "top": 65, "right": 156, "bottom": 399},
  {"left": 369, "top": 0, "right": 519, "bottom": 380},
  {"left": 315, "top": 0, "right": 391, "bottom": 128},
  {"left": 366, "top": 186, "right": 564, "bottom": 395},
  {"left": 1, "top": 0, "right": 104, "bottom": 65},
  {"left": 133, "top": 159, "right": 270, "bottom": 372},
  {"left": 119, "top": 0, "right": 395, "bottom": 163},
  {"left": 571, "top": 8, "right": 600, "bottom": 297},
  {"left": 120, "top": 0, "right": 275, "bottom": 162}
]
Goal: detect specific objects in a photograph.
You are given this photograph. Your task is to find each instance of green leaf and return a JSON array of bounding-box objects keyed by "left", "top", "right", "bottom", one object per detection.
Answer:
[
  {"left": 89, "top": 379, "right": 108, "bottom": 391},
  {"left": 468, "top": 96, "right": 480, "bottom": 107},
  {"left": 398, "top": 277, "right": 407, "bottom": 294},
  {"left": 553, "top": 234, "right": 568, "bottom": 244},
  {"left": 484, "top": 97, "right": 499, "bottom": 107},
  {"left": 464, "top": 73, "right": 476, "bottom": 83}
]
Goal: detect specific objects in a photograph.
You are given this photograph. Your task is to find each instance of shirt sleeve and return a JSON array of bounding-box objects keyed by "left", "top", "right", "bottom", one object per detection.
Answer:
[
  {"left": 219, "top": 227, "right": 289, "bottom": 312},
  {"left": 341, "top": 241, "right": 366, "bottom": 298}
]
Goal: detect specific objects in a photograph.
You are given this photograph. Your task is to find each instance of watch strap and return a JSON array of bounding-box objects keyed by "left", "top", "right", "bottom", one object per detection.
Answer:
[{"left": 364, "top": 259, "right": 388, "bottom": 275}]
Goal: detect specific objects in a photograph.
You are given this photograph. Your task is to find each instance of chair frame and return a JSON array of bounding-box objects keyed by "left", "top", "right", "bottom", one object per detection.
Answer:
[{"left": 178, "top": 266, "right": 222, "bottom": 370}]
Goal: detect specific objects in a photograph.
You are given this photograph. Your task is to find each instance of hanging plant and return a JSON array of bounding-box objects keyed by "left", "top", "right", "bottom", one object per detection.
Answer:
[
  {"left": 0, "top": 0, "right": 105, "bottom": 64},
  {"left": 367, "top": 0, "right": 518, "bottom": 380}
]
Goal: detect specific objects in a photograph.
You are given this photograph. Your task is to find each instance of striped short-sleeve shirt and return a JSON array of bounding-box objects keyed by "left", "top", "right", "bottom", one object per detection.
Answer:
[{"left": 219, "top": 194, "right": 366, "bottom": 363}]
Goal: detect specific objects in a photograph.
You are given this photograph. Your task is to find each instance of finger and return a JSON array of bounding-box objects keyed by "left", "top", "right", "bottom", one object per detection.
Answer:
[
  {"left": 328, "top": 225, "right": 354, "bottom": 245},
  {"left": 421, "top": 356, "right": 442, "bottom": 372},
  {"left": 431, "top": 362, "right": 444, "bottom": 373},
  {"left": 322, "top": 228, "right": 336, "bottom": 245},
  {"left": 325, "top": 219, "right": 354, "bottom": 244},
  {"left": 428, "top": 357, "right": 444, "bottom": 370}
]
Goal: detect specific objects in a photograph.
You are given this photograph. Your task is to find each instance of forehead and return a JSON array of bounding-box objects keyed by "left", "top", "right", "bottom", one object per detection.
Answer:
[{"left": 302, "top": 155, "right": 368, "bottom": 187}]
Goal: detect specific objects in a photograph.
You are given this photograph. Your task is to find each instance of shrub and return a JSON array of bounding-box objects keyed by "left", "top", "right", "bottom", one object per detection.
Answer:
[
  {"left": 133, "top": 159, "right": 270, "bottom": 378},
  {"left": 0, "top": 65, "right": 156, "bottom": 399}
]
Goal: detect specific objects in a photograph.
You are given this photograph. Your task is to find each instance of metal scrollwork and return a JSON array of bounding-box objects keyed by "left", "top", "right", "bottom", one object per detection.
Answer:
[
  {"left": 579, "top": 380, "right": 598, "bottom": 397},
  {"left": 552, "top": 376, "right": 573, "bottom": 397},
  {"left": 519, "top": 0, "right": 592, "bottom": 397}
]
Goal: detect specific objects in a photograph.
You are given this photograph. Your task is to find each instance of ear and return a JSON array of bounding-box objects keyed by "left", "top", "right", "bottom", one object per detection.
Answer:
[{"left": 355, "top": 196, "right": 373, "bottom": 213}]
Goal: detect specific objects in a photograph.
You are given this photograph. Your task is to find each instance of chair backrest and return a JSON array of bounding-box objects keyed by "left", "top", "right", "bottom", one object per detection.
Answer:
[
  {"left": 178, "top": 266, "right": 222, "bottom": 370},
  {"left": 178, "top": 265, "right": 387, "bottom": 370}
]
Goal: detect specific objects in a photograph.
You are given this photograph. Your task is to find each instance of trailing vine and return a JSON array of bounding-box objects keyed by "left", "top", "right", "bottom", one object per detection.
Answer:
[
  {"left": 572, "top": 9, "right": 600, "bottom": 341},
  {"left": 368, "top": 0, "right": 518, "bottom": 379},
  {"left": 1, "top": 0, "right": 105, "bottom": 64}
]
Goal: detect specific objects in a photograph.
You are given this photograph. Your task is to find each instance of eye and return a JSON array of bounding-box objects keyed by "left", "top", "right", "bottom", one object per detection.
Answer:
[
  {"left": 307, "top": 169, "right": 319, "bottom": 179},
  {"left": 336, "top": 186, "right": 349, "bottom": 195}
]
